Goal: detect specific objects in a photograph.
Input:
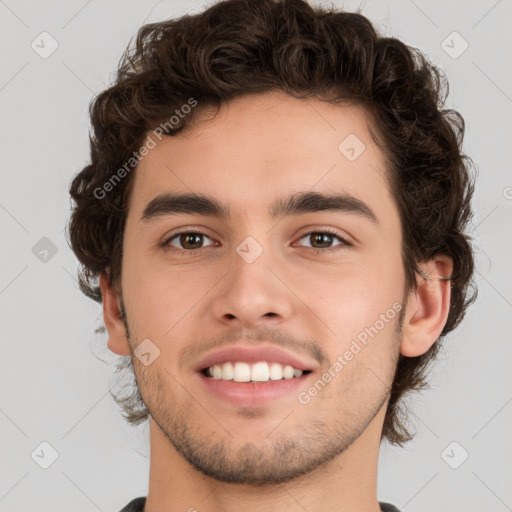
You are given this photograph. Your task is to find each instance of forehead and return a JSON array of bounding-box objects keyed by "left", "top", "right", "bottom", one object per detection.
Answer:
[{"left": 128, "top": 91, "right": 394, "bottom": 223}]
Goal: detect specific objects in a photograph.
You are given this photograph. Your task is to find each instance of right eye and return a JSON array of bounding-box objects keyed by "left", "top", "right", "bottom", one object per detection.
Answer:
[{"left": 162, "top": 231, "right": 216, "bottom": 252}]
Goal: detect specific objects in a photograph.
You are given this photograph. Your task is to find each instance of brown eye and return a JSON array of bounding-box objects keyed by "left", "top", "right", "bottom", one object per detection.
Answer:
[
  {"left": 298, "top": 231, "right": 346, "bottom": 250},
  {"left": 166, "top": 232, "right": 214, "bottom": 250}
]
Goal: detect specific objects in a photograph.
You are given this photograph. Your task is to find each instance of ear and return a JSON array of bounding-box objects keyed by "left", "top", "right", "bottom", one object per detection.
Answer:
[
  {"left": 400, "top": 255, "right": 453, "bottom": 357},
  {"left": 99, "top": 272, "right": 131, "bottom": 356}
]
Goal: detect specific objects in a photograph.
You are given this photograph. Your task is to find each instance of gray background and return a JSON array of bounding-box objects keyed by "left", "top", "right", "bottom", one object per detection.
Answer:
[{"left": 1, "top": 0, "right": 511, "bottom": 511}]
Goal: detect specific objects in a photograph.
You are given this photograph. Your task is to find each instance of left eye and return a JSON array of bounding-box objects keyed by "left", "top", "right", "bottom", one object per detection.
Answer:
[{"left": 297, "top": 231, "right": 347, "bottom": 249}]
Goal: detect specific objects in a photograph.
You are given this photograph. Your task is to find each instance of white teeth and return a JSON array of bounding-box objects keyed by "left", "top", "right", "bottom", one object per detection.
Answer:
[
  {"left": 206, "top": 362, "right": 307, "bottom": 382},
  {"left": 233, "top": 362, "right": 251, "bottom": 382},
  {"left": 213, "top": 364, "right": 222, "bottom": 379},
  {"left": 221, "top": 361, "right": 234, "bottom": 380},
  {"left": 251, "top": 362, "right": 270, "bottom": 382},
  {"left": 282, "top": 365, "right": 294, "bottom": 379},
  {"left": 269, "top": 362, "right": 283, "bottom": 380}
]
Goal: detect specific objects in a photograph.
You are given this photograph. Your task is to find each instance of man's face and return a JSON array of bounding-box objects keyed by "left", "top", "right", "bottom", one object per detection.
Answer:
[{"left": 118, "top": 91, "right": 406, "bottom": 483}]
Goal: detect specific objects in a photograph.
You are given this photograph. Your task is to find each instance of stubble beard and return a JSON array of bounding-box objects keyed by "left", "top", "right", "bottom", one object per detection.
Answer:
[{"left": 123, "top": 315, "right": 403, "bottom": 485}]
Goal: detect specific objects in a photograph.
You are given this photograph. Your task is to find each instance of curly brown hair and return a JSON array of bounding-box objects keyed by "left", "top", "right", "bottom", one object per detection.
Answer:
[{"left": 68, "top": 0, "right": 477, "bottom": 445}]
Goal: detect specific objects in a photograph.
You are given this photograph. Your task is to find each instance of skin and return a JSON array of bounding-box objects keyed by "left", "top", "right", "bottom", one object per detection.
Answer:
[{"left": 100, "top": 90, "right": 452, "bottom": 512}]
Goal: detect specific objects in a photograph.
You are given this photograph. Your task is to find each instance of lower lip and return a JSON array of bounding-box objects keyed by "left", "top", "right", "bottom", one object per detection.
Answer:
[{"left": 197, "top": 372, "right": 312, "bottom": 407}]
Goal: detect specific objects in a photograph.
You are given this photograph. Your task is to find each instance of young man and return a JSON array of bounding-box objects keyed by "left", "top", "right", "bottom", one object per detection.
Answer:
[{"left": 68, "top": 0, "right": 476, "bottom": 510}]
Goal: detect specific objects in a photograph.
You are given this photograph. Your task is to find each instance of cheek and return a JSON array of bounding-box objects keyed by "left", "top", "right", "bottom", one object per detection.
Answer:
[
  {"left": 294, "top": 257, "right": 401, "bottom": 341},
  {"left": 122, "top": 248, "right": 218, "bottom": 338}
]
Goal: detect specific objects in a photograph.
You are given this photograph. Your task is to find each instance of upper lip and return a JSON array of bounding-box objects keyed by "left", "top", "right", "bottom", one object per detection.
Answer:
[{"left": 194, "top": 343, "right": 317, "bottom": 372}]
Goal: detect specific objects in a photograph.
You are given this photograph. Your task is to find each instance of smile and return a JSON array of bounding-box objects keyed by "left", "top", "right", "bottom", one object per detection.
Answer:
[{"left": 203, "top": 361, "right": 312, "bottom": 382}]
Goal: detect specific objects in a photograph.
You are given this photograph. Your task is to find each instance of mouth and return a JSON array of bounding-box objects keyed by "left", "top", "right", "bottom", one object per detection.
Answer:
[
  {"left": 197, "top": 367, "right": 314, "bottom": 407},
  {"left": 194, "top": 344, "right": 317, "bottom": 406},
  {"left": 200, "top": 361, "right": 313, "bottom": 382}
]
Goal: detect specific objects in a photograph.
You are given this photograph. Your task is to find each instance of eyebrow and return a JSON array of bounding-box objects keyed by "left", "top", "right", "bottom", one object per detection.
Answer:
[{"left": 141, "top": 191, "right": 378, "bottom": 224}]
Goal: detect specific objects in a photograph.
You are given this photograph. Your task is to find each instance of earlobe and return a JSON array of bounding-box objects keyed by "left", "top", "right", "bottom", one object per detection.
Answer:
[
  {"left": 400, "top": 256, "right": 453, "bottom": 357},
  {"left": 99, "top": 272, "right": 132, "bottom": 356}
]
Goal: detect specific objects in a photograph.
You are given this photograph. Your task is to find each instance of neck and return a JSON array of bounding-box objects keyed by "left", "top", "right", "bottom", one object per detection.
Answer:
[{"left": 143, "top": 407, "right": 386, "bottom": 512}]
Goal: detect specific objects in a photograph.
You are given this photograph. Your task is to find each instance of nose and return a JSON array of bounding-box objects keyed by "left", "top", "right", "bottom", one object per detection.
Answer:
[{"left": 210, "top": 240, "right": 295, "bottom": 328}]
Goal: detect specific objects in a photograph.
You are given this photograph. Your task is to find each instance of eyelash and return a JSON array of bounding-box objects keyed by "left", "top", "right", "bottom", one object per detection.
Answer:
[{"left": 160, "top": 228, "right": 352, "bottom": 256}]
